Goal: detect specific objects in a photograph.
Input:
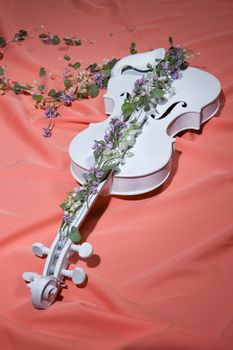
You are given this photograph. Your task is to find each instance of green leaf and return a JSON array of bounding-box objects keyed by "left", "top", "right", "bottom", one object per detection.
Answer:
[
  {"left": 60, "top": 202, "right": 66, "bottom": 210},
  {"left": 63, "top": 37, "right": 74, "bottom": 45},
  {"left": 103, "top": 69, "right": 111, "bottom": 77},
  {"left": 12, "top": 82, "right": 29, "bottom": 94},
  {"left": 0, "top": 37, "right": 6, "bottom": 48},
  {"left": 39, "top": 67, "right": 46, "bottom": 77},
  {"left": 19, "top": 29, "right": 28, "bottom": 37},
  {"left": 121, "top": 101, "right": 134, "bottom": 114},
  {"left": 48, "top": 89, "right": 56, "bottom": 97},
  {"left": 72, "top": 61, "right": 81, "bottom": 70},
  {"left": 82, "top": 173, "right": 89, "bottom": 181},
  {"left": 87, "top": 63, "right": 97, "bottom": 72},
  {"left": 39, "top": 33, "right": 48, "bottom": 38},
  {"left": 0, "top": 66, "right": 4, "bottom": 76},
  {"left": 144, "top": 104, "right": 150, "bottom": 112},
  {"left": 38, "top": 84, "right": 44, "bottom": 91},
  {"left": 107, "top": 59, "right": 118, "bottom": 70},
  {"left": 68, "top": 226, "right": 81, "bottom": 243},
  {"left": 63, "top": 79, "right": 71, "bottom": 87},
  {"left": 102, "top": 79, "right": 108, "bottom": 88},
  {"left": 122, "top": 101, "right": 134, "bottom": 121},
  {"left": 74, "top": 191, "right": 86, "bottom": 202},
  {"left": 74, "top": 39, "right": 81, "bottom": 46},
  {"left": 33, "top": 94, "right": 43, "bottom": 102},
  {"left": 139, "top": 95, "right": 148, "bottom": 105},
  {"left": 51, "top": 35, "right": 60, "bottom": 45},
  {"left": 89, "top": 83, "right": 99, "bottom": 98},
  {"left": 102, "top": 163, "right": 118, "bottom": 173},
  {"left": 54, "top": 90, "right": 63, "bottom": 99},
  {"left": 64, "top": 54, "right": 71, "bottom": 61},
  {"left": 150, "top": 88, "right": 164, "bottom": 99}
]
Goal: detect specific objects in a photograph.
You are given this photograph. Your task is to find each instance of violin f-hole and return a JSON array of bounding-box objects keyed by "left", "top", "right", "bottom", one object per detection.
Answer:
[
  {"left": 121, "top": 65, "right": 152, "bottom": 74},
  {"left": 154, "top": 101, "right": 188, "bottom": 120}
]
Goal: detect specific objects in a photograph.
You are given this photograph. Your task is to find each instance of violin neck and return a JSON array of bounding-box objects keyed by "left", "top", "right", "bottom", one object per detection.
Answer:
[{"left": 68, "top": 174, "right": 112, "bottom": 231}]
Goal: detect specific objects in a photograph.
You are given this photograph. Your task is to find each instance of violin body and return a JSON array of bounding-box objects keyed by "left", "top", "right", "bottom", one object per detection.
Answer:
[
  {"left": 23, "top": 47, "right": 221, "bottom": 309},
  {"left": 70, "top": 55, "right": 221, "bottom": 195}
]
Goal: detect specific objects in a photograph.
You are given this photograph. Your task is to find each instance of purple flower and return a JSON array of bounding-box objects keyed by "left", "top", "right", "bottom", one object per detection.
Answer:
[
  {"left": 96, "top": 169, "right": 104, "bottom": 179},
  {"left": 104, "top": 132, "right": 111, "bottom": 143},
  {"left": 63, "top": 214, "right": 73, "bottom": 223},
  {"left": 89, "top": 184, "right": 98, "bottom": 195},
  {"left": 92, "top": 141, "right": 104, "bottom": 151},
  {"left": 42, "top": 125, "right": 53, "bottom": 137},
  {"left": 44, "top": 106, "right": 58, "bottom": 118},
  {"left": 93, "top": 71, "right": 106, "bottom": 88},
  {"left": 133, "top": 76, "right": 146, "bottom": 94},
  {"left": 14, "top": 33, "right": 23, "bottom": 42},
  {"left": 63, "top": 68, "right": 73, "bottom": 79},
  {"left": 171, "top": 70, "right": 182, "bottom": 80},
  {"left": 42, "top": 36, "right": 53, "bottom": 45},
  {"left": 161, "top": 61, "right": 170, "bottom": 74},
  {"left": 60, "top": 93, "right": 75, "bottom": 106}
]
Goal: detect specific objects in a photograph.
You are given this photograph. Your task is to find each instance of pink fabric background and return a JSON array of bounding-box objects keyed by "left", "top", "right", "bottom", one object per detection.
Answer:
[{"left": 0, "top": 0, "right": 233, "bottom": 349}]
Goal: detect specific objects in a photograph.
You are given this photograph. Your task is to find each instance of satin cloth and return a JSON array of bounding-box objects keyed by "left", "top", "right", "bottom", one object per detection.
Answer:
[{"left": 0, "top": 0, "right": 233, "bottom": 349}]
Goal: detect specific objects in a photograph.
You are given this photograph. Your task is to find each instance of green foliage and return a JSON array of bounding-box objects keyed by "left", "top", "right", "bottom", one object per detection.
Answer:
[
  {"left": 75, "top": 39, "right": 81, "bottom": 46},
  {"left": 39, "top": 67, "right": 46, "bottom": 77},
  {"left": 32, "top": 94, "right": 43, "bottom": 102},
  {"left": 19, "top": 29, "right": 28, "bottom": 37},
  {"left": 87, "top": 63, "right": 97, "bottom": 72},
  {"left": 121, "top": 101, "right": 134, "bottom": 121},
  {"left": 63, "top": 37, "right": 74, "bottom": 45},
  {"left": 51, "top": 35, "right": 60, "bottom": 45},
  {"left": 60, "top": 202, "right": 66, "bottom": 210},
  {"left": 0, "top": 66, "right": 4, "bottom": 75},
  {"left": 89, "top": 83, "right": 99, "bottom": 98},
  {"left": 39, "top": 33, "right": 47, "bottom": 38},
  {"left": 68, "top": 226, "right": 81, "bottom": 243},
  {"left": 64, "top": 54, "right": 71, "bottom": 61},
  {"left": 106, "top": 58, "right": 118, "bottom": 70},
  {"left": 63, "top": 79, "right": 71, "bottom": 87},
  {"left": 48, "top": 89, "right": 56, "bottom": 97},
  {"left": 150, "top": 88, "right": 165, "bottom": 99},
  {"left": 102, "top": 163, "right": 118, "bottom": 173},
  {"left": 0, "top": 37, "right": 6, "bottom": 48},
  {"left": 102, "top": 79, "right": 108, "bottom": 88},
  {"left": 103, "top": 69, "right": 111, "bottom": 77},
  {"left": 72, "top": 62, "right": 81, "bottom": 70},
  {"left": 48, "top": 89, "right": 63, "bottom": 99},
  {"left": 38, "top": 84, "right": 44, "bottom": 92},
  {"left": 13, "top": 82, "right": 30, "bottom": 94},
  {"left": 74, "top": 191, "right": 86, "bottom": 202}
]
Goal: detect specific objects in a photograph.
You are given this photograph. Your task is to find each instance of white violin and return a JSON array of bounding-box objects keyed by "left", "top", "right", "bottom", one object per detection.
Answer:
[{"left": 23, "top": 47, "right": 221, "bottom": 309}]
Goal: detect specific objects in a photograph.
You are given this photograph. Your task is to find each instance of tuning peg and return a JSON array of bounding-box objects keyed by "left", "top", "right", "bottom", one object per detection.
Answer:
[
  {"left": 22, "top": 271, "right": 39, "bottom": 283},
  {"left": 71, "top": 242, "right": 93, "bottom": 258},
  {"left": 62, "top": 267, "right": 86, "bottom": 285},
  {"left": 32, "top": 242, "right": 50, "bottom": 257}
]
